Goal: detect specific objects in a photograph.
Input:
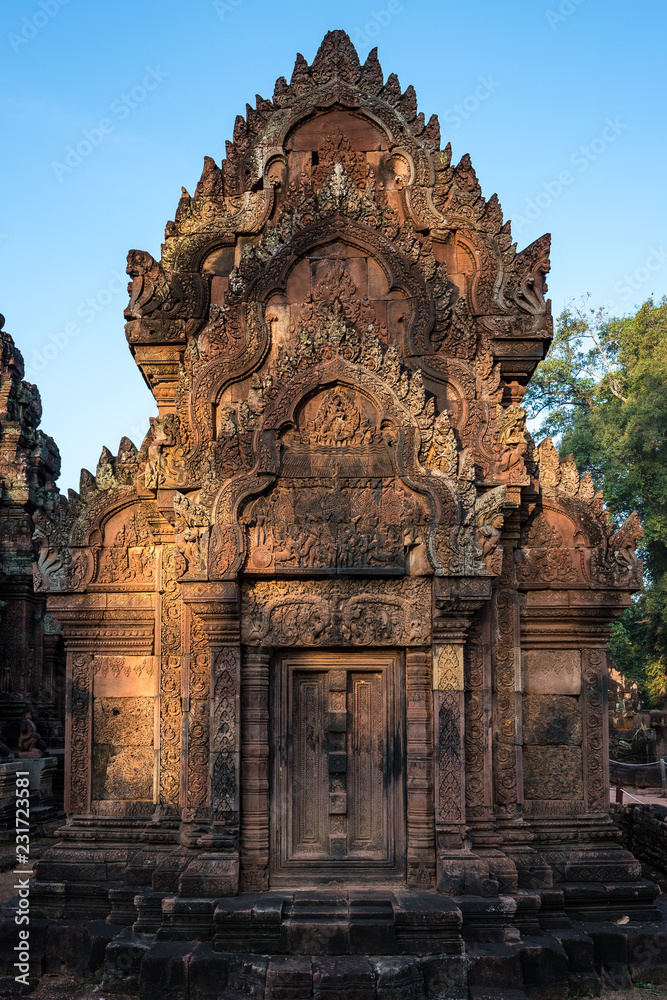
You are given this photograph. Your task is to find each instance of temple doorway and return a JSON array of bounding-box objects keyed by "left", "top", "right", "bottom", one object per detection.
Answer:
[{"left": 270, "top": 650, "right": 406, "bottom": 885}]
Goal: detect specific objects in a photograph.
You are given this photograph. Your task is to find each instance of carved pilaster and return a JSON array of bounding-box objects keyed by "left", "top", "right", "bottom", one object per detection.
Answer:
[
  {"left": 182, "top": 607, "right": 211, "bottom": 825},
  {"left": 405, "top": 650, "right": 435, "bottom": 888},
  {"left": 582, "top": 648, "right": 608, "bottom": 813},
  {"left": 464, "top": 606, "right": 497, "bottom": 843},
  {"left": 66, "top": 651, "right": 93, "bottom": 815},
  {"left": 212, "top": 646, "right": 241, "bottom": 831},
  {"left": 179, "top": 582, "right": 241, "bottom": 894},
  {"left": 434, "top": 644, "right": 465, "bottom": 837},
  {"left": 492, "top": 582, "right": 521, "bottom": 819},
  {"left": 158, "top": 546, "right": 182, "bottom": 818},
  {"left": 240, "top": 649, "right": 270, "bottom": 890}
]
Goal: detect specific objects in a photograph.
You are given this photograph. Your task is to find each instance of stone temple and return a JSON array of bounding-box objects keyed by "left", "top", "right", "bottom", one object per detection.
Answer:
[{"left": 3, "top": 28, "right": 667, "bottom": 1000}]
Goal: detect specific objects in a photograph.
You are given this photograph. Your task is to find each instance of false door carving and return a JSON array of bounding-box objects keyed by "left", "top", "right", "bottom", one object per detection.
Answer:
[{"left": 272, "top": 651, "right": 405, "bottom": 884}]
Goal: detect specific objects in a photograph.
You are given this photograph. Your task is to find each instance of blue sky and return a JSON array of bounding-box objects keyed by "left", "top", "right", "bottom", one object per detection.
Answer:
[{"left": 1, "top": 0, "right": 666, "bottom": 491}]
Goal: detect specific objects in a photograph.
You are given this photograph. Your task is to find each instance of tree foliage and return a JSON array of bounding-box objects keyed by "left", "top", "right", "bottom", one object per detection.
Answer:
[{"left": 524, "top": 296, "right": 667, "bottom": 705}]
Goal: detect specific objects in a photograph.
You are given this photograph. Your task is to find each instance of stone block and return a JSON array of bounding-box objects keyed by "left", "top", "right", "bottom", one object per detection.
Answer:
[
  {"left": 102, "top": 927, "right": 156, "bottom": 995},
  {"left": 522, "top": 695, "right": 582, "bottom": 746},
  {"left": 139, "top": 940, "right": 192, "bottom": 1000},
  {"left": 43, "top": 920, "right": 87, "bottom": 975},
  {"left": 524, "top": 650, "right": 581, "bottom": 695},
  {"left": 517, "top": 935, "right": 569, "bottom": 1000},
  {"left": 188, "top": 942, "right": 231, "bottom": 1000},
  {"left": 179, "top": 853, "right": 239, "bottom": 897},
  {"left": 523, "top": 746, "right": 583, "bottom": 800},
  {"left": 372, "top": 956, "right": 425, "bottom": 999},
  {"left": 265, "top": 956, "right": 313, "bottom": 999},
  {"left": 312, "top": 956, "right": 376, "bottom": 999},
  {"left": 420, "top": 954, "right": 467, "bottom": 1000},
  {"left": 220, "top": 954, "right": 269, "bottom": 999},
  {"left": 466, "top": 943, "right": 524, "bottom": 990}
]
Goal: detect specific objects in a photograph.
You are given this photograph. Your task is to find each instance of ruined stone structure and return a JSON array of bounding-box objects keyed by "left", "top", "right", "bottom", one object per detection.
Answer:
[
  {"left": 0, "top": 318, "right": 65, "bottom": 752},
  {"left": 17, "top": 31, "right": 667, "bottom": 998}
]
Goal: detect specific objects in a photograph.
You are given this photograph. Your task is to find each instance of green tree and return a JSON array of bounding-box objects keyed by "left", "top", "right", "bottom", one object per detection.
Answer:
[{"left": 524, "top": 296, "right": 667, "bottom": 705}]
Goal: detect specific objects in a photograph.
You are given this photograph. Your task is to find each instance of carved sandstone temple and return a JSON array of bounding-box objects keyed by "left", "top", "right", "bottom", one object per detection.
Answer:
[{"left": 26, "top": 31, "right": 663, "bottom": 995}]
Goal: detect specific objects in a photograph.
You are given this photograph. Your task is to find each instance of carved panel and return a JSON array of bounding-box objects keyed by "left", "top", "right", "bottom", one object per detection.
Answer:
[
  {"left": 464, "top": 611, "right": 492, "bottom": 823},
  {"left": 212, "top": 647, "right": 240, "bottom": 822},
  {"left": 183, "top": 610, "right": 210, "bottom": 822},
  {"left": 492, "top": 553, "right": 521, "bottom": 819},
  {"left": 241, "top": 578, "right": 431, "bottom": 646},
  {"left": 68, "top": 652, "right": 93, "bottom": 815},
  {"left": 583, "top": 649, "right": 607, "bottom": 812},
  {"left": 523, "top": 746, "right": 584, "bottom": 800},
  {"left": 92, "top": 697, "right": 153, "bottom": 801},
  {"left": 243, "top": 475, "right": 429, "bottom": 576},
  {"left": 434, "top": 645, "right": 464, "bottom": 691},
  {"left": 158, "top": 547, "right": 182, "bottom": 815},
  {"left": 435, "top": 691, "right": 463, "bottom": 824}
]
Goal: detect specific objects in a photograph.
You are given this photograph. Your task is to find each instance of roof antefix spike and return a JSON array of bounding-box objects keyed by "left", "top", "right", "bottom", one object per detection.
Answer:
[
  {"left": 382, "top": 72, "right": 402, "bottom": 106},
  {"left": 79, "top": 469, "right": 97, "bottom": 494},
  {"left": 423, "top": 114, "right": 441, "bottom": 151},
  {"left": 291, "top": 52, "right": 310, "bottom": 86},
  {"left": 311, "top": 30, "right": 361, "bottom": 85},
  {"left": 273, "top": 75, "right": 289, "bottom": 102},
  {"left": 118, "top": 436, "right": 137, "bottom": 456},
  {"left": 233, "top": 114, "right": 247, "bottom": 142},
  {"left": 360, "top": 46, "right": 383, "bottom": 93},
  {"left": 399, "top": 84, "right": 418, "bottom": 120}
]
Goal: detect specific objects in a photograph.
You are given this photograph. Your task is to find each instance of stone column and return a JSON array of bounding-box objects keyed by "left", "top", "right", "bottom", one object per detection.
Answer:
[
  {"left": 432, "top": 578, "right": 493, "bottom": 894},
  {"left": 179, "top": 582, "right": 241, "bottom": 896},
  {"left": 240, "top": 649, "right": 271, "bottom": 890},
  {"left": 65, "top": 650, "right": 93, "bottom": 816},
  {"left": 491, "top": 526, "right": 550, "bottom": 888},
  {"left": 405, "top": 649, "right": 435, "bottom": 888}
]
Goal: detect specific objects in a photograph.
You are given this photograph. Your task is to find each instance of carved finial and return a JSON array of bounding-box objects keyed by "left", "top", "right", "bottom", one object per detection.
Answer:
[
  {"left": 79, "top": 469, "right": 97, "bottom": 497},
  {"left": 536, "top": 437, "right": 561, "bottom": 488},
  {"left": 290, "top": 52, "right": 310, "bottom": 87},
  {"left": 195, "top": 155, "right": 224, "bottom": 200},
  {"left": 559, "top": 454, "right": 579, "bottom": 495},
  {"left": 0, "top": 314, "right": 5, "bottom": 332},
  {"left": 360, "top": 47, "right": 383, "bottom": 94},
  {"left": 96, "top": 447, "right": 115, "bottom": 491},
  {"left": 117, "top": 436, "right": 138, "bottom": 460},
  {"left": 273, "top": 75, "right": 289, "bottom": 103},
  {"left": 423, "top": 114, "right": 441, "bottom": 152},
  {"left": 311, "top": 30, "right": 361, "bottom": 86},
  {"left": 381, "top": 73, "right": 402, "bottom": 106},
  {"left": 398, "top": 85, "right": 418, "bottom": 121}
]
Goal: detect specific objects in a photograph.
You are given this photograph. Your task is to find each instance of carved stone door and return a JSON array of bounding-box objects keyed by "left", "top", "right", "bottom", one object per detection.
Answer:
[{"left": 272, "top": 651, "right": 405, "bottom": 885}]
